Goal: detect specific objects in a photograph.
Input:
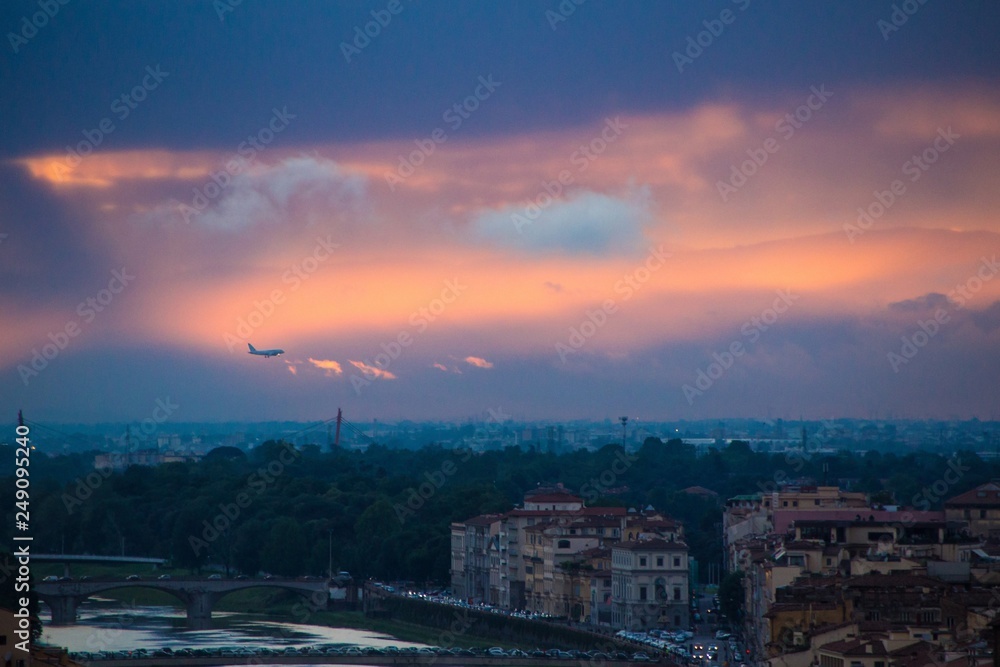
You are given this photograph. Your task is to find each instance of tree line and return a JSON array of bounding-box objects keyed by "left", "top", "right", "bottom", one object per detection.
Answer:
[{"left": 2, "top": 438, "right": 995, "bottom": 584}]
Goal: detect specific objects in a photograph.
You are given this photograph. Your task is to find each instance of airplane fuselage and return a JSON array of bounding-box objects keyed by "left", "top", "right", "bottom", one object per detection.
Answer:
[{"left": 248, "top": 344, "right": 284, "bottom": 358}]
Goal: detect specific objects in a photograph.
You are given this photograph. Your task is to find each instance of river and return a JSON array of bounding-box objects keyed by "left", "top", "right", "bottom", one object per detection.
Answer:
[{"left": 41, "top": 598, "right": 429, "bottom": 653}]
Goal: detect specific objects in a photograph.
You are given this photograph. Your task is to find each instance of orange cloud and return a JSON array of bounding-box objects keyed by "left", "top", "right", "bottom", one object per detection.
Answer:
[
  {"left": 308, "top": 358, "right": 342, "bottom": 375},
  {"left": 7, "top": 83, "right": 999, "bottom": 371},
  {"left": 465, "top": 356, "right": 494, "bottom": 369},
  {"left": 17, "top": 150, "right": 213, "bottom": 187},
  {"left": 348, "top": 360, "right": 396, "bottom": 380}
]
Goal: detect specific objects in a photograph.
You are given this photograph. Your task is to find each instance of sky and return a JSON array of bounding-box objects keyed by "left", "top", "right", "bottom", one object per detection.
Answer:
[{"left": 2, "top": 1, "right": 1000, "bottom": 424}]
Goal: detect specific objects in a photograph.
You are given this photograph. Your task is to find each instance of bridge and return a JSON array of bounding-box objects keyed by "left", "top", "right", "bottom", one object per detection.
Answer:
[
  {"left": 34, "top": 554, "right": 168, "bottom": 578},
  {"left": 35, "top": 554, "right": 168, "bottom": 565},
  {"left": 35, "top": 577, "right": 328, "bottom": 627}
]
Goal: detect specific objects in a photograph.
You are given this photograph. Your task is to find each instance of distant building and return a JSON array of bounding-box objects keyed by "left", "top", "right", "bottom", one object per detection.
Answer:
[
  {"left": 451, "top": 484, "right": 685, "bottom": 629},
  {"left": 945, "top": 481, "right": 1000, "bottom": 540},
  {"left": 611, "top": 537, "right": 690, "bottom": 630},
  {"left": 94, "top": 449, "right": 200, "bottom": 471}
]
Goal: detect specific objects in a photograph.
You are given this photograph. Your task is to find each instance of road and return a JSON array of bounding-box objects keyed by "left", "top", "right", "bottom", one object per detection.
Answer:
[{"left": 689, "top": 588, "right": 740, "bottom": 667}]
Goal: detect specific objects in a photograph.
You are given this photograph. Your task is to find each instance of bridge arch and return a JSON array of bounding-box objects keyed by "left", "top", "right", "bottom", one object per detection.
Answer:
[{"left": 36, "top": 579, "right": 329, "bottom": 627}]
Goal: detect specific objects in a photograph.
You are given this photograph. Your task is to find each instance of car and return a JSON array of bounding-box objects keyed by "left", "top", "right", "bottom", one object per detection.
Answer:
[
  {"left": 207, "top": 574, "right": 222, "bottom": 580},
  {"left": 42, "top": 575, "right": 60, "bottom": 582},
  {"left": 158, "top": 574, "right": 172, "bottom": 580},
  {"left": 235, "top": 574, "right": 249, "bottom": 580},
  {"left": 125, "top": 574, "right": 141, "bottom": 581}
]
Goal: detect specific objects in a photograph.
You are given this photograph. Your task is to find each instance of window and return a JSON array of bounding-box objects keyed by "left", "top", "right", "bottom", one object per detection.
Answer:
[
  {"left": 674, "top": 556, "right": 681, "bottom": 567},
  {"left": 783, "top": 501, "right": 788, "bottom": 507},
  {"left": 674, "top": 587, "right": 681, "bottom": 600},
  {"left": 875, "top": 662, "right": 885, "bottom": 667},
  {"left": 640, "top": 587, "right": 648, "bottom": 600},
  {"left": 815, "top": 499, "right": 821, "bottom": 505},
  {"left": 981, "top": 510, "right": 988, "bottom": 519},
  {"left": 525, "top": 565, "right": 533, "bottom": 574},
  {"left": 640, "top": 557, "right": 647, "bottom": 567},
  {"left": 558, "top": 539, "right": 571, "bottom": 549},
  {"left": 826, "top": 558, "right": 832, "bottom": 566},
  {"left": 793, "top": 500, "right": 799, "bottom": 507},
  {"left": 674, "top": 615, "right": 681, "bottom": 625},
  {"left": 657, "top": 557, "right": 664, "bottom": 567}
]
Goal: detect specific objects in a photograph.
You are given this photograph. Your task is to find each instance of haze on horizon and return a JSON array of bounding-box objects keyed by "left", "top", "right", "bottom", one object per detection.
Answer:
[{"left": 2, "top": 1, "right": 1000, "bottom": 424}]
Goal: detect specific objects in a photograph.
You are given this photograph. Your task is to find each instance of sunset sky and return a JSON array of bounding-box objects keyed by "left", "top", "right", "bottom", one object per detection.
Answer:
[{"left": 3, "top": 1, "right": 1000, "bottom": 423}]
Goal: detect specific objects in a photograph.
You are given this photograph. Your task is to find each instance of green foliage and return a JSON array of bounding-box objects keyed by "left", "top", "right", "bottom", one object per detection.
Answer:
[
  {"left": 719, "top": 570, "right": 745, "bottom": 625},
  {"left": 6, "top": 439, "right": 996, "bottom": 585}
]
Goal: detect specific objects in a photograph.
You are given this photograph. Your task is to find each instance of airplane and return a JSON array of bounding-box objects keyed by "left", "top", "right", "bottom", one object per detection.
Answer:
[{"left": 248, "top": 343, "right": 284, "bottom": 358}]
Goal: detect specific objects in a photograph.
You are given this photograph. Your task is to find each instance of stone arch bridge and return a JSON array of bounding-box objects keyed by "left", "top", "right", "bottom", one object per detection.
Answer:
[{"left": 36, "top": 577, "right": 329, "bottom": 626}]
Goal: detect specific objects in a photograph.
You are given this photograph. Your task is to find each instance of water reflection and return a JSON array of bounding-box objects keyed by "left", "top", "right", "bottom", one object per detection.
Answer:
[{"left": 41, "top": 599, "right": 428, "bottom": 652}]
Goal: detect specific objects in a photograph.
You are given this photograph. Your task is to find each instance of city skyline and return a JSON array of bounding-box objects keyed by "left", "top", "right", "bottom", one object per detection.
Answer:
[{"left": 3, "top": 2, "right": 1000, "bottom": 422}]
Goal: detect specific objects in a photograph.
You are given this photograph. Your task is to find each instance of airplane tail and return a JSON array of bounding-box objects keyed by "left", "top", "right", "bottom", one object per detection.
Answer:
[{"left": 248, "top": 343, "right": 256, "bottom": 352}]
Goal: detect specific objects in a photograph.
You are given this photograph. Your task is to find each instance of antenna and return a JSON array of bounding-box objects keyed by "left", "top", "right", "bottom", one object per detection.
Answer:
[{"left": 619, "top": 416, "right": 628, "bottom": 448}]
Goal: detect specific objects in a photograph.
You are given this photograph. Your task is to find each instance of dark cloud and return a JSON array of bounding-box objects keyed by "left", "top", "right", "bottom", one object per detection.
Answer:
[{"left": 888, "top": 292, "right": 953, "bottom": 312}]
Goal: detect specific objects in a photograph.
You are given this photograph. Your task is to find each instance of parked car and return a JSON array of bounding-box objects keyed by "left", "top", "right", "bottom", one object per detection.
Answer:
[{"left": 207, "top": 574, "right": 222, "bottom": 580}]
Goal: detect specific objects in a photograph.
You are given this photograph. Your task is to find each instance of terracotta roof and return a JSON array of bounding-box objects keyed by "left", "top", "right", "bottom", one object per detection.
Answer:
[
  {"left": 820, "top": 639, "right": 889, "bottom": 657},
  {"left": 773, "top": 509, "right": 946, "bottom": 534},
  {"left": 505, "top": 506, "right": 627, "bottom": 518},
  {"left": 946, "top": 482, "right": 1000, "bottom": 507},
  {"left": 580, "top": 546, "right": 611, "bottom": 558}
]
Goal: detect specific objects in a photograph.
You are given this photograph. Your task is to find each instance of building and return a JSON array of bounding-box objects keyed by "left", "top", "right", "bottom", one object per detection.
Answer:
[
  {"left": 945, "top": 481, "right": 1000, "bottom": 540},
  {"left": 453, "top": 514, "right": 502, "bottom": 604},
  {"left": 450, "top": 521, "right": 466, "bottom": 600},
  {"left": 0, "top": 608, "right": 30, "bottom": 667},
  {"left": 611, "top": 537, "right": 690, "bottom": 630}
]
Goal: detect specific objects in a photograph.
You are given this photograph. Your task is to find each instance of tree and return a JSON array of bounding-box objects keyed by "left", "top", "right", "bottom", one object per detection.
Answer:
[
  {"left": 262, "top": 518, "right": 307, "bottom": 576},
  {"left": 719, "top": 570, "right": 745, "bottom": 627}
]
